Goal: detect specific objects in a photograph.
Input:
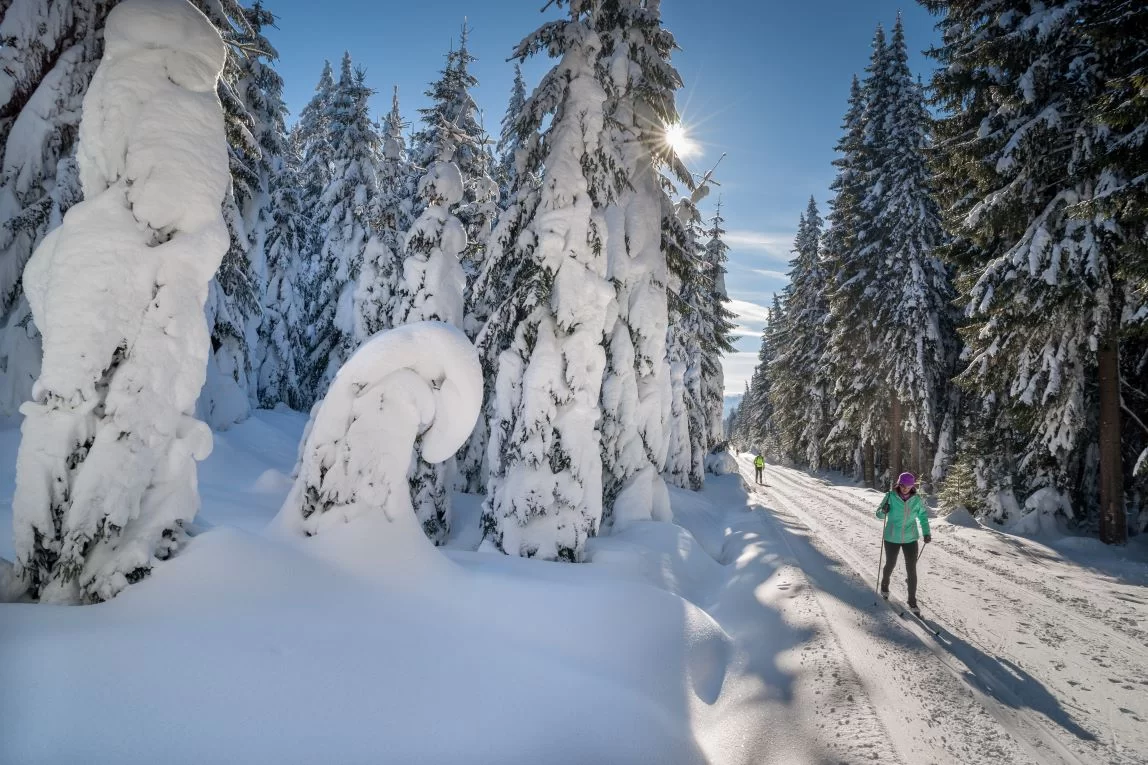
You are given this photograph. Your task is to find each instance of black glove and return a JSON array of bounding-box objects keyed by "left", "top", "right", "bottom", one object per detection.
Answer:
[{"left": 923, "top": 535, "right": 932, "bottom": 543}]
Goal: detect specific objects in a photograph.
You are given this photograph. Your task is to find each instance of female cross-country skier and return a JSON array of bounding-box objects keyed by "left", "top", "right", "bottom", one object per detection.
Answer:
[{"left": 876, "top": 471, "right": 931, "bottom": 615}]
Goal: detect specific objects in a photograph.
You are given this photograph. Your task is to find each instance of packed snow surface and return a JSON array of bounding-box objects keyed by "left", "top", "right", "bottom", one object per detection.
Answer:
[{"left": 1, "top": 425, "right": 1146, "bottom": 763}]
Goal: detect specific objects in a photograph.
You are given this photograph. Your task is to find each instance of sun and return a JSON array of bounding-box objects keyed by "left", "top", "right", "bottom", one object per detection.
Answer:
[{"left": 663, "top": 121, "right": 699, "bottom": 158}]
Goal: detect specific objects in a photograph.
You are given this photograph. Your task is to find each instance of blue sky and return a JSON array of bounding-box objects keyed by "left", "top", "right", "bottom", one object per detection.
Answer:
[{"left": 266, "top": 0, "right": 942, "bottom": 398}]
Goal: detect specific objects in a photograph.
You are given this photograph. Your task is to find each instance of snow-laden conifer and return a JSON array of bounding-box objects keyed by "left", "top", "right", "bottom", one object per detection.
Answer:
[
  {"left": 862, "top": 17, "right": 955, "bottom": 480},
  {"left": 256, "top": 132, "right": 309, "bottom": 410},
  {"left": 414, "top": 25, "right": 497, "bottom": 290},
  {"left": 823, "top": 57, "right": 885, "bottom": 484},
  {"left": 0, "top": 0, "right": 113, "bottom": 413},
  {"left": 354, "top": 87, "right": 414, "bottom": 344},
  {"left": 699, "top": 202, "right": 737, "bottom": 454},
  {"left": 390, "top": 118, "right": 468, "bottom": 544},
  {"left": 597, "top": 0, "right": 689, "bottom": 519},
  {"left": 12, "top": 0, "right": 229, "bottom": 602},
  {"left": 494, "top": 64, "right": 528, "bottom": 203},
  {"left": 306, "top": 54, "right": 380, "bottom": 400},
  {"left": 928, "top": 0, "right": 1131, "bottom": 540},
  {"left": 479, "top": 0, "right": 619, "bottom": 561}
]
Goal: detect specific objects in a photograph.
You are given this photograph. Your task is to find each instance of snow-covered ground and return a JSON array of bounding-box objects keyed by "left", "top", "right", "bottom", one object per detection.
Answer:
[{"left": 1, "top": 414, "right": 1146, "bottom": 764}]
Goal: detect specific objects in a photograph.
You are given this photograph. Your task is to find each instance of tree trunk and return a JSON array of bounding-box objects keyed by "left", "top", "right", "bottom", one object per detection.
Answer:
[
  {"left": 863, "top": 441, "right": 875, "bottom": 489},
  {"left": 1097, "top": 327, "right": 1126, "bottom": 544},
  {"left": 910, "top": 429, "right": 922, "bottom": 482},
  {"left": 889, "top": 398, "right": 903, "bottom": 483}
]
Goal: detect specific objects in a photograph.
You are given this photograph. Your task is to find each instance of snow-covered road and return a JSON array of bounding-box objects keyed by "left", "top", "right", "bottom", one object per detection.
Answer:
[{"left": 731, "top": 455, "right": 1148, "bottom": 765}]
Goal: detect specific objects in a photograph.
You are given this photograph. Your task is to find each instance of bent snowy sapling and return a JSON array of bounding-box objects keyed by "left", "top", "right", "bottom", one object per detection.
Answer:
[{"left": 271, "top": 322, "right": 481, "bottom": 568}]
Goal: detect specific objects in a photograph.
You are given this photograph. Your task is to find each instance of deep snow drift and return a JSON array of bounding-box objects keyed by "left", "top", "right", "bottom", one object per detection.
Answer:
[{"left": 2, "top": 419, "right": 1147, "bottom": 764}]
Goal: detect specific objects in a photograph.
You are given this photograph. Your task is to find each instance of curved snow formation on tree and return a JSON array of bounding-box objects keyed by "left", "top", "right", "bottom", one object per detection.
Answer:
[
  {"left": 12, "top": 0, "right": 229, "bottom": 604},
  {"left": 272, "top": 322, "right": 481, "bottom": 557}
]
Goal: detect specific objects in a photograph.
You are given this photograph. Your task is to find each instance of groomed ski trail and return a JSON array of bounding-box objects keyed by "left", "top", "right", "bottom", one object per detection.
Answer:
[{"left": 735, "top": 455, "right": 1141, "bottom": 765}]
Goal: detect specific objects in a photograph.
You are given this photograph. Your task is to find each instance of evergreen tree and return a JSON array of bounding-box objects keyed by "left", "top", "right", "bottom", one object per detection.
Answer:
[
  {"left": 256, "top": 130, "right": 309, "bottom": 410},
  {"left": 480, "top": 0, "right": 620, "bottom": 561},
  {"left": 700, "top": 201, "right": 737, "bottom": 455},
  {"left": 193, "top": 0, "right": 267, "bottom": 429},
  {"left": 597, "top": 0, "right": 690, "bottom": 518},
  {"left": 414, "top": 24, "right": 497, "bottom": 289},
  {"left": 13, "top": 0, "right": 230, "bottom": 602},
  {"left": 390, "top": 114, "right": 468, "bottom": 544},
  {"left": 824, "top": 38, "right": 887, "bottom": 486},
  {"left": 305, "top": 54, "right": 381, "bottom": 400},
  {"left": 494, "top": 63, "right": 528, "bottom": 202},
  {"left": 354, "top": 87, "right": 414, "bottom": 343},
  {"left": 234, "top": 2, "right": 306, "bottom": 411},
  {"left": 769, "top": 199, "right": 829, "bottom": 467},
  {"left": 1082, "top": 0, "right": 1148, "bottom": 528},
  {"left": 0, "top": 0, "right": 113, "bottom": 412},
  {"left": 927, "top": 0, "right": 1130, "bottom": 541},
  {"left": 663, "top": 185, "right": 707, "bottom": 490},
  {"left": 863, "top": 16, "right": 955, "bottom": 482}
]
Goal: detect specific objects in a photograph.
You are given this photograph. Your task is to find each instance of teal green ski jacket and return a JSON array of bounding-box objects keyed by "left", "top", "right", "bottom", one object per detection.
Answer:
[{"left": 875, "top": 490, "right": 930, "bottom": 544}]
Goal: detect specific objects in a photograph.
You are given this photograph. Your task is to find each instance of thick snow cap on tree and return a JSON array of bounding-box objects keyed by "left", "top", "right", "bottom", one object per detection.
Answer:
[
  {"left": 272, "top": 322, "right": 481, "bottom": 574},
  {"left": 13, "top": 0, "right": 228, "bottom": 603}
]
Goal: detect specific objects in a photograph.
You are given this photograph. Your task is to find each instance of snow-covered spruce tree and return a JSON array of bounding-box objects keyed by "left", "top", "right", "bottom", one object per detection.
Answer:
[
  {"left": 354, "top": 87, "right": 414, "bottom": 344},
  {"left": 1081, "top": 0, "right": 1148, "bottom": 530},
  {"left": 769, "top": 199, "right": 829, "bottom": 467},
  {"left": 662, "top": 185, "right": 706, "bottom": 490},
  {"left": 927, "top": 0, "right": 1130, "bottom": 541},
  {"left": 699, "top": 201, "right": 737, "bottom": 456},
  {"left": 494, "top": 63, "right": 528, "bottom": 204},
  {"left": 191, "top": 0, "right": 264, "bottom": 429},
  {"left": 291, "top": 60, "right": 336, "bottom": 403},
  {"left": 824, "top": 53, "right": 886, "bottom": 486},
  {"left": 458, "top": 106, "right": 541, "bottom": 495},
  {"left": 12, "top": 0, "right": 229, "bottom": 603},
  {"left": 0, "top": 0, "right": 114, "bottom": 414},
  {"left": 596, "top": 0, "right": 689, "bottom": 520},
  {"left": 744, "top": 312, "right": 781, "bottom": 457},
  {"left": 860, "top": 16, "right": 956, "bottom": 483},
  {"left": 256, "top": 126, "right": 309, "bottom": 410},
  {"left": 306, "top": 54, "right": 380, "bottom": 400},
  {"left": 271, "top": 322, "right": 481, "bottom": 573},
  {"left": 390, "top": 115, "right": 468, "bottom": 545},
  {"left": 414, "top": 24, "right": 498, "bottom": 303},
  {"left": 237, "top": 2, "right": 307, "bottom": 411},
  {"left": 479, "top": 0, "right": 620, "bottom": 561}
]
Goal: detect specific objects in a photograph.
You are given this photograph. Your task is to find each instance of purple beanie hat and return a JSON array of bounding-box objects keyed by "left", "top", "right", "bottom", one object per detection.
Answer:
[{"left": 896, "top": 472, "right": 916, "bottom": 488}]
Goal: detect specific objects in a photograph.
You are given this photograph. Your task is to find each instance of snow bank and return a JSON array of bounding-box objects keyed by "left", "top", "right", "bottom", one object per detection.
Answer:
[
  {"left": 705, "top": 449, "right": 739, "bottom": 475},
  {"left": 611, "top": 464, "right": 673, "bottom": 531},
  {"left": 12, "top": 0, "right": 228, "bottom": 603},
  {"left": 272, "top": 322, "right": 481, "bottom": 575},
  {"left": 941, "top": 506, "right": 983, "bottom": 529}
]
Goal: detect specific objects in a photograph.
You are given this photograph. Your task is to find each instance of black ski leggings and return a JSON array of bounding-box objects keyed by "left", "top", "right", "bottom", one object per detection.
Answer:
[{"left": 881, "top": 540, "right": 919, "bottom": 605}]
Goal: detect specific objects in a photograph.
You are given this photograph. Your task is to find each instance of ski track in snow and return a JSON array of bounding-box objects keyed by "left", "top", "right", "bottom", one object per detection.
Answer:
[{"left": 743, "top": 456, "right": 1148, "bottom": 765}]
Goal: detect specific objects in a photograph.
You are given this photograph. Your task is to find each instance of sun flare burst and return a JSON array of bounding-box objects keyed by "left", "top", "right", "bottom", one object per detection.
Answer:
[{"left": 663, "top": 121, "right": 699, "bottom": 158}]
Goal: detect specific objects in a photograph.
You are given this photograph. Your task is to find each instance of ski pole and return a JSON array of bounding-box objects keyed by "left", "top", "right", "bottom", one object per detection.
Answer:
[{"left": 876, "top": 512, "right": 888, "bottom": 596}]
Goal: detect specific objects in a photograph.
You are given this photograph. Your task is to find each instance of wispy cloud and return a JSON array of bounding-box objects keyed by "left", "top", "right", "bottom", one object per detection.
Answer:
[
  {"left": 721, "top": 351, "right": 759, "bottom": 396},
  {"left": 751, "top": 268, "right": 789, "bottom": 280},
  {"left": 724, "top": 230, "right": 793, "bottom": 263},
  {"left": 727, "top": 298, "right": 772, "bottom": 325}
]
